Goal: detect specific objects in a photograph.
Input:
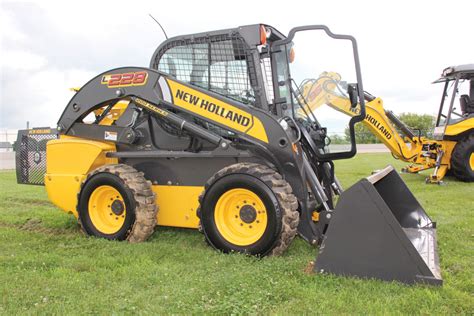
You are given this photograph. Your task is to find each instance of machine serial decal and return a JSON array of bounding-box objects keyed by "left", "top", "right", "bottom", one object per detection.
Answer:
[
  {"left": 101, "top": 71, "right": 148, "bottom": 88},
  {"left": 365, "top": 113, "right": 392, "bottom": 140},
  {"left": 165, "top": 79, "right": 269, "bottom": 143},
  {"left": 134, "top": 98, "right": 168, "bottom": 117}
]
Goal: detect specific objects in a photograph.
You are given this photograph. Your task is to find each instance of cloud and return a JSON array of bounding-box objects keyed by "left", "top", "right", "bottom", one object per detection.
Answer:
[
  {"left": 2, "top": 50, "right": 47, "bottom": 70},
  {"left": 0, "top": 8, "right": 28, "bottom": 43},
  {"left": 1, "top": 67, "right": 96, "bottom": 128},
  {"left": 1, "top": 0, "right": 473, "bottom": 129}
]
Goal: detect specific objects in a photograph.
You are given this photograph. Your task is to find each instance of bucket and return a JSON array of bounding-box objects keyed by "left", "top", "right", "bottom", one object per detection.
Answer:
[{"left": 314, "top": 165, "right": 442, "bottom": 285}]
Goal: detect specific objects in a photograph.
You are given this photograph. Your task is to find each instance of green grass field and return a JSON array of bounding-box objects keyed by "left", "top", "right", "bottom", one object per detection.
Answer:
[{"left": 0, "top": 153, "right": 473, "bottom": 314}]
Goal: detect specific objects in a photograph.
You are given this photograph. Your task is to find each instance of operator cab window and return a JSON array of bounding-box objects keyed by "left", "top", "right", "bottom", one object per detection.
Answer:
[
  {"left": 440, "top": 79, "right": 472, "bottom": 125},
  {"left": 157, "top": 38, "right": 256, "bottom": 105}
]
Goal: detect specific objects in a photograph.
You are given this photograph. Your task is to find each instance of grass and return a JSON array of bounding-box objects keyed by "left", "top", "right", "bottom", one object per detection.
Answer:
[{"left": 0, "top": 153, "right": 473, "bottom": 314}]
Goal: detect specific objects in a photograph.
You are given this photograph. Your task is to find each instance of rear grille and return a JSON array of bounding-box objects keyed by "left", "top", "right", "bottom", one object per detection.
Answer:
[{"left": 16, "top": 128, "right": 58, "bottom": 185}]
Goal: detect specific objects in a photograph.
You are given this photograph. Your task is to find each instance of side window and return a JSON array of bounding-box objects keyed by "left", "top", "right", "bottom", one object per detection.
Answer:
[
  {"left": 157, "top": 44, "right": 208, "bottom": 87},
  {"left": 157, "top": 39, "right": 255, "bottom": 105}
]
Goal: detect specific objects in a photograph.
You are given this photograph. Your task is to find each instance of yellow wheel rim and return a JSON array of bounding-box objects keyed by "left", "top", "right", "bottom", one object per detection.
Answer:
[
  {"left": 214, "top": 188, "right": 268, "bottom": 246},
  {"left": 470, "top": 153, "right": 474, "bottom": 171},
  {"left": 88, "top": 185, "right": 126, "bottom": 234}
]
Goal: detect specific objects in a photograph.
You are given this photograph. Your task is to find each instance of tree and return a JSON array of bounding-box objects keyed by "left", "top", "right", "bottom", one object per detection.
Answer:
[
  {"left": 344, "top": 112, "right": 435, "bottom": 144},
  {"left": 397, "top": 113, "right": 435, "bottom": 138},
  {"left": 344, "top": 123, "right": 380, "bottom": 144},
  {"left": 329, "top": 134, "right": 349, "bottom": 144}
]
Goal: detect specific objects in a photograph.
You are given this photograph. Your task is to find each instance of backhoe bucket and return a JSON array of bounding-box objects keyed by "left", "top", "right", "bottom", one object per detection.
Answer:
[{"left": 314, "top": 165, "right": 442, "bottom": 285}]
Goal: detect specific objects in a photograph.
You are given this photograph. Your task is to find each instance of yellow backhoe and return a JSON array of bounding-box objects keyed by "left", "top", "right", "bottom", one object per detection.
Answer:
[{"left": 298, "top": 65, "right": 474, "bottom": 183}]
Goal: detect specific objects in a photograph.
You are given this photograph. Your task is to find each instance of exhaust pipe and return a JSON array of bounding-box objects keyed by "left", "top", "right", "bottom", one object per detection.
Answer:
[{"left": 314, "top": 165, "right": 442, "bottom": 285}]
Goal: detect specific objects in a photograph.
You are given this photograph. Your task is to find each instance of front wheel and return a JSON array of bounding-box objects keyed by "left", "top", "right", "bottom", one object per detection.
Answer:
[
  {"left": 77, "top": 164, "right": 158, "bottom": 242},
  {"left": 198, "top": 163, "right": 299, "bottom": 256}
]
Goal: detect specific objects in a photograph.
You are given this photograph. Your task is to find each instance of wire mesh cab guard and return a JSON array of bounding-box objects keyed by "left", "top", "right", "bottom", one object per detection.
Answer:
[
  {"left": 15, "top": 128, "right": 58, "bottom": 185},
  {"left": 150, "top": 32, "right": 258, "bottom": 106}
]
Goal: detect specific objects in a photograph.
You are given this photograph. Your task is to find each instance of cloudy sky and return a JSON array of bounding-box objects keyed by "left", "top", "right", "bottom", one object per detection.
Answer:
[{"left": 1, "top": 0, "right": 472, "bottom": 129}]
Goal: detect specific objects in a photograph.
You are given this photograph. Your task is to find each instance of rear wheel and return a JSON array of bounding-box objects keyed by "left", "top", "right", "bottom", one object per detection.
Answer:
[
  {"left": 450, "top": 133, "right": 474, "bottom": 182},
  {"left": 198, "top": 163, "right": 299, "bottom": 256},
  {"left": 78, "top": 164, "right": 158, "bottom": 242}
]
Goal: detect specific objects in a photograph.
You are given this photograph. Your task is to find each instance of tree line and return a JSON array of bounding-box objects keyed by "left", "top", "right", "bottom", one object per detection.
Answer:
[{"left": 331, "top": 113, "right": 435, "bottom": 144}]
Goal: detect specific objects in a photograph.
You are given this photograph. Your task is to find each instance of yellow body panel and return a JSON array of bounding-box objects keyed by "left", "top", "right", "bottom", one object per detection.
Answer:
[
  {"left": 153, "top": 185, "right": 202, "bottom": 229},
  {"left": 166, "top": 79, "right": 269, "bottom": 143},
  {"left": 45, "top": 136, "right": 117, "bottom": 217},
  {"left": 44, "top": 174, "right": 86, "bottom": 217},
  {"left": 93, "top": 100, "right": 129, "bottom": 126},
  {"left": 444, "top": 117, "right": 474, "bottom": 137}
]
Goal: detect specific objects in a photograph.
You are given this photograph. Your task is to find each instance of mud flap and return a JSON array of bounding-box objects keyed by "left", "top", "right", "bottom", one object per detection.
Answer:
[{"left": 314, "top": 165, "right": 442, "bottom": 285}]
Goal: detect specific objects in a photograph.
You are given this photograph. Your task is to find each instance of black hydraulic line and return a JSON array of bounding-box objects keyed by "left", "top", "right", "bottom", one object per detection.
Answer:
[
  {"left": 132, "top": 97, "right": 223, "bottom": 146},
  {"left": 385, "top": 110, "right": 415, "bottom": 140},
  {"left": 364, "top": 91, "right": 376, "bottom": 102},
  {"left": 302, "top": 154, "right": 330, "bottom": 211}
]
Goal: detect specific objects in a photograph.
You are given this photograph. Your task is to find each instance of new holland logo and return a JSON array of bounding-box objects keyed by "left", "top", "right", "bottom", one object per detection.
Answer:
[
  {"left": 175, "top": 90, "right": 251, "bottom": 128},
  {"left": 165, "top": 79, "right": 269, "bottom": 143},
  {"left": 101, "top": 71, "right": 148, "bottom": 88},
  {"left": 366, "top": 113, "right": 392, "bottom": 139}
]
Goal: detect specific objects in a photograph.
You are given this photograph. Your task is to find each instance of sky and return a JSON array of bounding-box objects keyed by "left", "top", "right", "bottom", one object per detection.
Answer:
[{"left": 1, "top": 0, "right": 473, "bottom": 130}]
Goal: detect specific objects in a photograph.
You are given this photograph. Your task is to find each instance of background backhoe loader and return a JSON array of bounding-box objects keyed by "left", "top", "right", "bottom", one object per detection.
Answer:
[
  {"left": 16, "top": 24, "right": 442, "bottom": 285},
  {"left": 298, "top": 65, "right": 474, "bottom": 183}
]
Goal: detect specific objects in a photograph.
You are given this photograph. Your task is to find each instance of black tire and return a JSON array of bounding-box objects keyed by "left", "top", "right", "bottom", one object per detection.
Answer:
[
  {"left": 198, "top": 163, "right": 299, "bottom": 256},
  {"left": 78, "top": 164, "right": 158, "bottom": 242},
  {"left": 450, "top": 133, "right": 474, "bottom": 182}
]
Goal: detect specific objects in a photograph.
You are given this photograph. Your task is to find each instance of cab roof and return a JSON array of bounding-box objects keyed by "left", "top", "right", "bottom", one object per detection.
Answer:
[{"left": 433, "top": 64, "right": 474, "bottom": 83}]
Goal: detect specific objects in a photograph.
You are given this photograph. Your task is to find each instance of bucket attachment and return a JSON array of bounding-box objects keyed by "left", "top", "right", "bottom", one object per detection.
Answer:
[{"left": 314, "top": 165, "right": 442, "bottom": 285}]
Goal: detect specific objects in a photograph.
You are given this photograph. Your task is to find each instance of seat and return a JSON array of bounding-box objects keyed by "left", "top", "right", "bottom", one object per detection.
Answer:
[{"left": 460, "top": 94, "right": 474, "bottom": 115}]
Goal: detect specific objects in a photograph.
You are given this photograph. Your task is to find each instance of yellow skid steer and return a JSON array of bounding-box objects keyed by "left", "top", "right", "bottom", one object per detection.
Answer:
[{"left": 16, "top": 24, "right": 442, "bottom": 285}]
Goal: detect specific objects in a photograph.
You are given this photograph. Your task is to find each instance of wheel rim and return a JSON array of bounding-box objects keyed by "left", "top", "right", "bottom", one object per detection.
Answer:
[
  {"left": 88, "top": 185, "right": 126, "bottom": 234},
  {"left": 470, "top": 153, "right": 474, "bottom": 171},
  {"left": 214, "top": 188, "right": 268, "bottom": 246}
]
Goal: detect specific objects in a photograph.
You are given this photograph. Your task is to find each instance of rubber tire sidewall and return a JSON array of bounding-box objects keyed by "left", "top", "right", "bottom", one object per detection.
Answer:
[
  {"left": 452, "top": 134, "right": 474, "bottom": 181},
  {"left": 78, "top": 172, "right": 136, "bottom": 240},
  {"left": 464, "top": 141, "right": 474, "bottom": 178},
  {"left": 200, "top": 174, "right": 283, "bottom": 256}
]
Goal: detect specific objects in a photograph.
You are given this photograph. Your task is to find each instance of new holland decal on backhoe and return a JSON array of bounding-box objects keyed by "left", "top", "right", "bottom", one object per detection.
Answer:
[{"left": 298, "top": 67, "right": 474, "bottom": 184}]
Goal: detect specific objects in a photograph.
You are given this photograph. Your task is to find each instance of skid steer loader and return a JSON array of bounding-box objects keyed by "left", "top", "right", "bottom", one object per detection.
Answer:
[
  {"left": 16, "top": 24, "right": 442, "bottom": 285},
  {"left": 298, "top": 66, "right": 474, "bottom": 184}
]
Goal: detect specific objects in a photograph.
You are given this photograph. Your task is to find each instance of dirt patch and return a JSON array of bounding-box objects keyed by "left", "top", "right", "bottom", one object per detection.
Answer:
[
  {"left": 4, "top": 196, "right": 53, "bottom": 207},
  {"left": 303, "top": 261, "right": 315, "bottom": 275},
  {"left": 0, "top": 218, "right": 80, "bottom": 236}
]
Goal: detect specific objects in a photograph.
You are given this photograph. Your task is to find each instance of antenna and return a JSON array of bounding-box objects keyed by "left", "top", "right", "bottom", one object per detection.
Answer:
[{"left": 149, "top": 14, "right": 168, "bottom": 40}]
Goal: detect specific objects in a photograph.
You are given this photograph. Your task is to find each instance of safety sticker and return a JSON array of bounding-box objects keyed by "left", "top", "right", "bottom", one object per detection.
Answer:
[{"left": 104, "top": 131, "right": 118, "bottom": 141}]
